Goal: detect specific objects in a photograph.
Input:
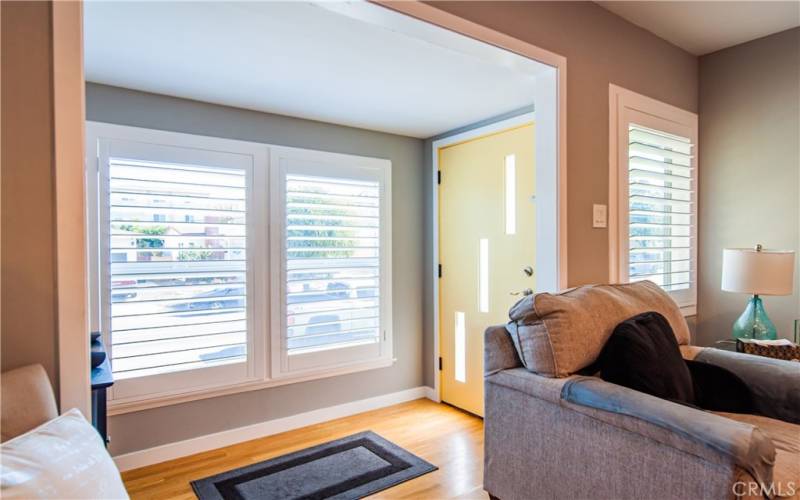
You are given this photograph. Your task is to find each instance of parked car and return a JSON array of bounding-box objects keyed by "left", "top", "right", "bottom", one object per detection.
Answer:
[
  {"left": 287, "top": 310, "right": 379, "bottom": 351},
  {"left": 304, "top": 314, "right": 341, "bottom": 336},
  {"left": 287, "top": 282, "right": 351, "bottom": 304},
  {"left": 167, "top": 286, "right": 245, "bottom": 311},
  {"left": 111, "top": 291, "right": 137, "bottom": 302},
  {"left": 111, "top": 279, "right": 138, "bottom": 302}
]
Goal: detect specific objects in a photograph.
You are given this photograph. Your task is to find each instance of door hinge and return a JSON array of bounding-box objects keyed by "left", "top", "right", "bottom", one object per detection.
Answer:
[
  {"left": 437, "top": 170, "right": 441, "bottom": 185},
  {"left": 438, "top": 356, "right": 443, "bottom": 371},
  {"left": 438, "top": 264, "right": 442, "bottom": 278}
]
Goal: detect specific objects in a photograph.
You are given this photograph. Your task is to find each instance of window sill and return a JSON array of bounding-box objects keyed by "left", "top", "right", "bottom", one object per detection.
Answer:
[
  {"left": 107, "top": 357, "right": 396, "bottom": 416},
  {"left": 680, "top": 304, "right": 696, "bottom": 317}
]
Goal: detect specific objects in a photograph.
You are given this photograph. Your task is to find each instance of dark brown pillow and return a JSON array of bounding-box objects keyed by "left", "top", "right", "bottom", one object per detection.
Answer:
[
  {"left": 597, "top": 311, "right": 695, "bottom": 404},
  {"left": 685, "top": 360, "right": 755, "bottom": 413}
]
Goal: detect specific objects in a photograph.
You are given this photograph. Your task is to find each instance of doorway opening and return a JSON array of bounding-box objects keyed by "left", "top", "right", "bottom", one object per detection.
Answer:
[
  {"left": 81, "top": 0, "right": 566, "bottom": 439},
  {"left": 403, "top": 4, "right": 568, "bottom": 411}
]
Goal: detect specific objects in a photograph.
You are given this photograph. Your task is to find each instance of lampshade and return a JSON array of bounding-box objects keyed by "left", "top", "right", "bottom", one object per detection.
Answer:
[{"left": 721, "top": 248, "right": 796, "bottom": 295}]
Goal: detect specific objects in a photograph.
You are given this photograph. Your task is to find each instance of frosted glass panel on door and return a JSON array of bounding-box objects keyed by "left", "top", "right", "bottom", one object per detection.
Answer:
[
  {"left": 505, "top": 154, "right": 516, "bottom": 235},
  {"left": 455, "top": 311, "right": 466, "bottom": 383},
  {"left": 479, "top": 239, "right": 489, "bottom": 313}
]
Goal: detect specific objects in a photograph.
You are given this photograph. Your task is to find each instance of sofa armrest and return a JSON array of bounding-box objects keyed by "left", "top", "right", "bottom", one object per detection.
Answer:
[
  {"left": 693, "top": 348, "right": 800, "bottom": 424},
  {"left": 1, "top": 364, "right": 58, "bottom": 442},
  {"left": 561, "top": 376, "right": 776, "bottom": 492},
  {"left": 484, "top": 325, "right": 522, "bottom": 376},
  {"left": 484, "top": 369, "right": 767, "bottom": 499}
]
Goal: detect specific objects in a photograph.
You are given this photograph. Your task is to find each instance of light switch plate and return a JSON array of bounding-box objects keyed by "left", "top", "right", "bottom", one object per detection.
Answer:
[{"left": 593, "top": 204, "right": 607, "bottom": 228}]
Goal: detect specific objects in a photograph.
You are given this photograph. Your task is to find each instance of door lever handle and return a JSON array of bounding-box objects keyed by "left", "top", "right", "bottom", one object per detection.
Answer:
[{"left": 510, "top": 288, "right": 533, "bottom": 296}]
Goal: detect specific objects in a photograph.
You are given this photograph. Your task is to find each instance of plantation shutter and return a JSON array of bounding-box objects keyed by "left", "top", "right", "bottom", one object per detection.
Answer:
[
  {"left": 108, "top": 159, "right": 248, "bottom": 379},
  {"left": 284, "top": 174, "right": 381, "bottom": 354},
  {"left": 627, "top": 124, "right": 695, "bottom": 292}
]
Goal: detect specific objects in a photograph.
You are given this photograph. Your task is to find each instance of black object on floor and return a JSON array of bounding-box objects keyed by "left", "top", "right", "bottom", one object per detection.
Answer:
[{"left": 191, "top": 431, "right": 438, "bottom": 500}]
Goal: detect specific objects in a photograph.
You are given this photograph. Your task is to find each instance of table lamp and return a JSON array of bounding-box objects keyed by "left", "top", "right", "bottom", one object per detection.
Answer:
[{"left": 721, "top": 245, "right": 796, "bottom": 340}]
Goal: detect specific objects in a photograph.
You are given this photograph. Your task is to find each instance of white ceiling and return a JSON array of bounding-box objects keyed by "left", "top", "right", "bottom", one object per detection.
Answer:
[
  {"left": 598, "top": 1, "right": 800, "bottom": 56},
  {"left": 84, "top": 1, "right": 546, "bottom": 139}
]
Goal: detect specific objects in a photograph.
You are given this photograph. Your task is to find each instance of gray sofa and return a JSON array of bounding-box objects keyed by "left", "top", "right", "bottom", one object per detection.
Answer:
[{"left": 482, "top": 283, "right": 800, "bottom": 500}]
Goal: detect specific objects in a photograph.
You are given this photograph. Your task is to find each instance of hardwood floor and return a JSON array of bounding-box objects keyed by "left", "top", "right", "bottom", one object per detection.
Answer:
[{"left": 122, "top": 398, "right": 487, "bottom": 499}]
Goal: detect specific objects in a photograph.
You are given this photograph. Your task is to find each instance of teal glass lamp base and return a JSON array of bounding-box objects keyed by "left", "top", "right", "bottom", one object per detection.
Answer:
[{"left": 732, "top": 295, "right": 778, "bottom": 340}]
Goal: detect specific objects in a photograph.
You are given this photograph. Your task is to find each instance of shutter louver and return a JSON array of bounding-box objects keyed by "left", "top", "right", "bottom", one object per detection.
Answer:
[
  {"left": 628, "top": 124, "right": 695, "bottom": 292},
  {"left": 108, "top": 160, "right": 248, "bottom": 379},
  {"left": 285, "top": 174, "right": 382, "bottom": 354}
]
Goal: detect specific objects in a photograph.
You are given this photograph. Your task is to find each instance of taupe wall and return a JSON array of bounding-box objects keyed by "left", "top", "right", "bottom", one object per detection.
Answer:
[
  {"left": 696, "top": 28, "right": 800, "bottom": 346},
  {"left": 86, "top": 83, "right": 426, "bottom": 455},
  {"left": 429, "top": 1, "right": 698, "bottom": 286},
  {"left": 1, "top": 2, "right": 60, "bottom": 392},
  {"left": 421, "top": 1, "right": 699, "bottom": 384}
]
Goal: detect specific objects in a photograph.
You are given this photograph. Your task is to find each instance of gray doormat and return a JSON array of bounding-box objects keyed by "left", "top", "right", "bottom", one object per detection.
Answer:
[{"left": 191, "top": 431, "right": 438, "bottom": 500}]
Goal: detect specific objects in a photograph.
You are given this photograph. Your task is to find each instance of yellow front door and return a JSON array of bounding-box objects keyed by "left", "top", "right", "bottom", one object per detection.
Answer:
[{"left": 439, "top": 123, "right": 535, "bottom": 416}]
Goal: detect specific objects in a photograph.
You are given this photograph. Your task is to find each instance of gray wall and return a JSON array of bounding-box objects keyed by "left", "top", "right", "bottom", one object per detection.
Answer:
[
  {"left": 1, "top": 2, "right": 60, "bottom": 393},
  {"left": 86, "top": 83, "right": 426, "bottom": 455},
  {"left": 696, "top": 28, "right": 800, "bottom": 346}
]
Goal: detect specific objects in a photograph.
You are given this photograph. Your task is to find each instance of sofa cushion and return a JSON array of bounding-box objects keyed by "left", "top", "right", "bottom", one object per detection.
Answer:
[
  {"left": 1, "top": 364, "right": 58, "bottom": 442},
  {"left": 507, "top": 281, "right": 691, "bottom": 377},
  {"left": 686, "top": 359, "right": 756, "bottom": 413},
  {"left": 716, "top": 412, "right": 800, "bottom": 498},
  {"left": 696, "top": 348, "right": 800, "bottom": 425},
  {"left": 484, "top": 325, "right": 523, "bottom": 375},
  {"left": 0, "top": 409, "right": 128, "bottom": 499},
  {"left": 598, "top": 311, "right": 695, "bottom": 405}
]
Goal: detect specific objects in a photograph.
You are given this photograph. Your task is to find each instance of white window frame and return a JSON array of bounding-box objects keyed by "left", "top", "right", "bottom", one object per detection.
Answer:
[
  {"left": 87, "top": 122, "right": 269, "bottom": 407},
  {"left": 608, "top": 85, "right": 699, "bottom": 316},
  {"left": 269, "top": 146, "right": 393, "bottom": 379},
  {"left": 86, "top": 122, "right": 394, "bottom": 414}
]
